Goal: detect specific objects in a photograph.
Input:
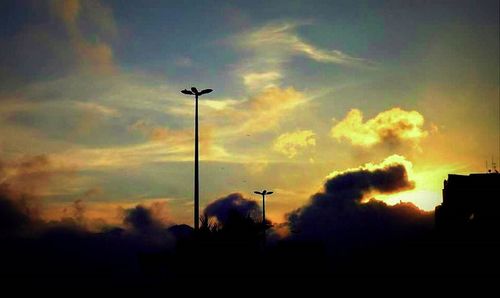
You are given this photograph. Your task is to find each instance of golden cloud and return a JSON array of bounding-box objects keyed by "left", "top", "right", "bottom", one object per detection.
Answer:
[
  {"left": 273, "top": 130, "right": 316, "bottom": 158},
  {"left": 331, "top": 108, "right": 428, "bottom": 148},
  {"left": 203, "top": 86, "right": 307, "bottom": 137},
  {"left": 235, "top": 86, "right": 307, "bottom": 135},
  {"left": 243, "top": 71, "right": 282, "bottom": 91},
  {"left": 327, "top": 154, "right": 414, "bottom": 179}
]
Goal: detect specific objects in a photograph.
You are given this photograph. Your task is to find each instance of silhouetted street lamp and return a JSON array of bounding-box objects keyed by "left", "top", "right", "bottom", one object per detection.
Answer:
[
  {"left": 254, "top": 189, "right": 273, "bottom": 226},
  {"left": 181, "top": 87, "right": 213, "bottom": 230}
]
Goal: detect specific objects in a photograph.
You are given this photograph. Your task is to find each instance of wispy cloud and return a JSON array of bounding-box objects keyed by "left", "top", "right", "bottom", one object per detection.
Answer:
[
  {"left": 243, "top": 71, "right": 282, "bottom": 91},
  {"left": 214, "top": 86, "right": 308, "bottom": 136},
  {"left": 174, "top": 56, "right": 194, "bottom": 68},
  {"left": 232, "top": 21, "right": 373, "bottom": 91},
  {"left": 75, "top": 101, "right": 120, "bottom": 117},
  {"left": 239, "top": 22, "right": 370, "bottom": 65}
]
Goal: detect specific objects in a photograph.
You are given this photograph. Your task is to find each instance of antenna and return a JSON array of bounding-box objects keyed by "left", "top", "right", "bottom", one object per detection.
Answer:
[{"left": 492, "top": 155, "right": 498, "bottom": 173}]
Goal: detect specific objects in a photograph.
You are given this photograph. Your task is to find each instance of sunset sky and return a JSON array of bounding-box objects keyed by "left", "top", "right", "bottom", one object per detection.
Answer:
[{"left": 0, "top": 0, "right": 498, "bottom": 226}]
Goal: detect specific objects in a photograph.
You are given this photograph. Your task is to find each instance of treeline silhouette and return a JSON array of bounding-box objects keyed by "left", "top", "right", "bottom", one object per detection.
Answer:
[{"left": 1, "top": 172, "right": 499, "bottom": 286}]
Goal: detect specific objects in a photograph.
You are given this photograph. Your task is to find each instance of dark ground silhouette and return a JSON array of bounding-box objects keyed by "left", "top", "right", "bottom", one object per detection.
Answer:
[{"left": 1, "top": 172, "right": 499, "bottom": 287}]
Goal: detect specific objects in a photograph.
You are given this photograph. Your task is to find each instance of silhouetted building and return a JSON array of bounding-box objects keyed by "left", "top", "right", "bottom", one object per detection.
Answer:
[{"left": 435, "top": 173, "right": 500, "bottom": 238}]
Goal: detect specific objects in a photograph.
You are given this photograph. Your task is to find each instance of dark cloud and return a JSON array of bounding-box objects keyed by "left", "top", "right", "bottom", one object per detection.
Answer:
[
  {"left": 0, "top": 155, "right": 59, "bottom": 225},
  {"left": 286, "top": 158, "right": 432, "bottom": 248},
  {"left": 0, "top": 190, "right": 31, "bottom": 235},
  {"left": 203, "top": 193, "right": 261, "bottom": 226},
  {"left": 124, "top": 205, "right": 165, "bottom": 233},
  {"left": 323, "top": 163, "right": 415, "bottom": 202},
  {"left": 120, "top": 203, "right": 175, "bottom": 253},
  {"left": 72, "top": 199, "right": 86, "bottom": 224},
  {"left": 0, "top": 191, "right": 177, "bottom": 283},
  {"left": 0, "top": 152, "right": 492, "bottom": 279},
  {"left": 0, "top": 154, "right": 177, "bottom": 282}
]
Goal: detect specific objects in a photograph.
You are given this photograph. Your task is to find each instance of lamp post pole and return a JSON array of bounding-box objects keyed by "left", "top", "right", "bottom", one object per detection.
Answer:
[
  {"left": 181, "top": 87, "right": 213, "bottom": 230},
  {"left": 194, "top": 93, "right": 199, "bottom": 230},
  {"left": 254, "top": 189, "right": 273, "bottom": 226},
  {"left": 261, "top": 192, "right": 265, "bottom": 226}
]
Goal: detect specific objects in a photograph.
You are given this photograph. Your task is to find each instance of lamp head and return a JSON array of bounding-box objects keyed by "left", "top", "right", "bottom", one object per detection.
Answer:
[{"left": 199, "top": 89, "right": 213, "bottom": 95}]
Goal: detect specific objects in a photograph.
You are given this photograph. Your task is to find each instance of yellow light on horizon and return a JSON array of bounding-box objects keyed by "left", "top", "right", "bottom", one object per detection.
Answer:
[
  {"left": 375, "top": 164, "right": 457, "bottom": 211},
  {"left": 379, "top": 189, "right": 442, "bottom": 211}
]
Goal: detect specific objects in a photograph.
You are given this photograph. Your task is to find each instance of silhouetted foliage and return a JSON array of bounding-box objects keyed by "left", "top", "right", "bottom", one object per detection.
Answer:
[
  {"left": 0, "top": 195, "right": 30, "bottom": 235},
  {"left": 1, "top": 171, "right": 499, "bottom": 284}
]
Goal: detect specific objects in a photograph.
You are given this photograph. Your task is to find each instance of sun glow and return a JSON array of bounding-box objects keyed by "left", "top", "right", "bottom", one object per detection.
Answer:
[{"left": 376, "top": 164, "right": 456, "bottom": 211}]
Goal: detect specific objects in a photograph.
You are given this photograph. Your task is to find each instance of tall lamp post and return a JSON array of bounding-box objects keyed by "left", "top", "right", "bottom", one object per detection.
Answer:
[
  {"left": 181, "top": 87, "right": 213, "bottom": 230},
  {"left": 254, "top": 189, "right": 273, "bottom": 226}
]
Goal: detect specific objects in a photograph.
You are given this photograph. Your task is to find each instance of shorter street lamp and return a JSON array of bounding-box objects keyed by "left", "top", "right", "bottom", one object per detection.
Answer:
[{"left": 254, "top": 189, "right": 273, "bottom": 226}]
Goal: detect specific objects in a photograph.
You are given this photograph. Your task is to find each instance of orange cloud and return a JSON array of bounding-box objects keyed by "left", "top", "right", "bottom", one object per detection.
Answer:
[
  {"left": 75, "top": 41, "right": 116, "bottom": 74},
  {"left": 126, "top": 120, "right": 217, "bottom": 160},
  {"left": 50, "top": 0, "right": 117, "bottom": 75},
  {"left": 42, "top": 197, "right": 174, "bottom": 231},
  {"left": 0, "top": 155, "right": 76, "bottom": 198},
  {"left": 51, "top": 0, "right": 80, "bottom": 25},
  {"left": 331, "top": 108, "right": 428, "bottom": 148},
  {"left": 129, "top": 120, "right": 192, "bottom": 142},
  {"left": 0, "top": 155, "right": 78, "bottom": 221}
]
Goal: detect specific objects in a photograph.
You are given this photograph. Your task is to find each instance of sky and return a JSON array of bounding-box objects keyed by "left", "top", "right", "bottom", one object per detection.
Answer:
[{"left": 0, "top": 0, "right": 498, "bottom": 227}]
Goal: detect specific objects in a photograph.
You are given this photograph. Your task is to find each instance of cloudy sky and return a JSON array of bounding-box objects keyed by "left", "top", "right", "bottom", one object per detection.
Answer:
[{"left": 0, "top": 0, "right": 498, "bottom": 226}]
